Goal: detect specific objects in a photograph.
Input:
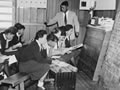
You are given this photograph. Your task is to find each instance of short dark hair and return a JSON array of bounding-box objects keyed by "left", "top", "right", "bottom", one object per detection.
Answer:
[
  {"left": 59, "top": 26, "right": 66, "bottom": 36},
  {"left": 52, "top": 27, "right": 60, "bottom": 34},
  {"left": 4, "top": 26, "right": 17, "bottom": 35},
  {"left": 35, "top": 30, "right": 47, "bottom": 40},
  {"left": 65, "top": 24, "right": 73, "bottom": 31},
  {"left": 14, "top": 23, "right": 25, "bottom": 30},
  {"left": 47, "top": 33, "right": 58, "bottom": 42},
  {"left": 61, "top": 1, "right": 69, "bottom": 6}
]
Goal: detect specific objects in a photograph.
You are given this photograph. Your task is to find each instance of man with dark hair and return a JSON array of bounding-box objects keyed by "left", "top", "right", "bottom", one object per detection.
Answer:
[
  {"left": 9, "top": 23, "right": 25, "bottom": 49},
  {"left": 0, "top": 26, "right": 17, "bottom": 54},
  {"left": 15, "top": 30, "right": 52, "bottom": 89},
  {"left": 46, "top": 1, "right": 80, "bottom": 46}
]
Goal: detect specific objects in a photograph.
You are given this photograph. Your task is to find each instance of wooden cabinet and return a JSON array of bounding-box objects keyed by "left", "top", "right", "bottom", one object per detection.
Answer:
[{"left": 78, "top": 25, "right": 111, "bottom": 81}]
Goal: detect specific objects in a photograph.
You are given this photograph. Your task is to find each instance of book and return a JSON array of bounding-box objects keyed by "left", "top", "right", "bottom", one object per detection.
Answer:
[{"left": 70, "top": 43, "right": 83, "bottom": 50}]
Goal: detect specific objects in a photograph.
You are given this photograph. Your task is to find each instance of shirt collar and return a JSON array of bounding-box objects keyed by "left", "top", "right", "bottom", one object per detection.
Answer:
[
  {"left": 3, "top": 34, "right": 11, "bottom": 41},
  {"left": 63, "top": 10, "right": 69, "bottom": 15},
  {"left": 36, "top": 40, "right": 41, "bottom": 48},
  {"left": 36, "top": 40, "right": 47, "bottom": 51},
  {"left": 16, "top": 32, "right": 21, "bottom": 37}
]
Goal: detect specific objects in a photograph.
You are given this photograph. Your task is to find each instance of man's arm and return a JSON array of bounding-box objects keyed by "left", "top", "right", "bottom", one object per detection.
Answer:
[
  {"left": 33, "top": 46, "right": 52, "bottom": 64},
  {"left": 73, "top": 13, "right": 80, "bottom": 37},
  {"left": 47, "top": 13, "right": 59, "bottom": 26}
]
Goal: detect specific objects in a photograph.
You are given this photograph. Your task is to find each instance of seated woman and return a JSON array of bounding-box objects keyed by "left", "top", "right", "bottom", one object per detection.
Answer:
[
  {"left": 9, "top": 23, "right": 25, "bottom": 49},
  {"left": 0, "top": 26, "right": 17, "bottom": 55},
  {"left": 15, "top": 30, "right": 52, "bottom": 89},
  {"left": 46, "top": 33, "right": 71, "bottom": 58}
]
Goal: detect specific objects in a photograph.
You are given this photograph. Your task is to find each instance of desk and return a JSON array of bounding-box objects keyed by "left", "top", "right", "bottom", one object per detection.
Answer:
[
  {"left": 59, "top": 49, "right": 82, "bottom": 66},
  {"left": 49, "top": 61, "right": 77, "bottom": 90}
]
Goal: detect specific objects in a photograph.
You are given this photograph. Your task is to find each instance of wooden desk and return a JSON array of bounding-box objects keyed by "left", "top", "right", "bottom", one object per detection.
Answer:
[
  {"left": 49, "top": 61, "right": 77, "bottom": 90},
  {"left": 59, "top": 49, "right": 82, "bottom": 66}
]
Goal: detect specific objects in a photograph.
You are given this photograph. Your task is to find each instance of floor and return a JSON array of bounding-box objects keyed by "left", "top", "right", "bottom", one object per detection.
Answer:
[{"left": 44, "top": 71, "right": 108, "bottom": 90}]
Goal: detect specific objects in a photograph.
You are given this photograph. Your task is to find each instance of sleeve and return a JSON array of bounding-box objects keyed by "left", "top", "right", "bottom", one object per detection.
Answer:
[
  {"left": 0, "top": 40, "right": 5, "bottom": 54},
  {"left": 47, "top": 13, "right": 59, "bottom": 25},
  {"left": 33, "top": 46, "right": 52, "bottom": 64},
  {"left": 73, "top": 13, "right": 80, "bottom": 33}
]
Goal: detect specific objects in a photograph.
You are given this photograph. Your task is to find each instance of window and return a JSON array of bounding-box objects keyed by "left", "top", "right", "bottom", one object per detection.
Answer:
[{"left": 0, "top": 0, "right": 15, "bottom": 29}]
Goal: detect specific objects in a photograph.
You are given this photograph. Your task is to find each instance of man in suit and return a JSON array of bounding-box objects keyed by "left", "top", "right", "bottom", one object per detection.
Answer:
[
  {"left": 46, "top": 1, "right": 80, "bottom": 46},
  {"left": 15, "top": 30, "right": 52, "bottom": 89},
  {"left": 0, "top": 26, "right": 17, "bottom": 55},
  {"left": 9, "top": 23, "right": 25, "bottom": 49}
]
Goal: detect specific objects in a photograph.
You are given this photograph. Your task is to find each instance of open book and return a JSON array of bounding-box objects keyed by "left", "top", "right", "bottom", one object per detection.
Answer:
[
  {"left": 63, "top": 43, "right": 83, "bottom": 53},
  {"left": 51, "top": 44, "right": 83, "bottom": 59}
]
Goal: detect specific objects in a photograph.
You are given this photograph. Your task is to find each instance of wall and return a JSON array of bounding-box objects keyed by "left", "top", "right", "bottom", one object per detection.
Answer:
[
  {"left": 101, "top": 11, "right": 120, "bottom": 88},
  {"left": 16, "top": 4, "right": 47, "bottom": 41},
  {"left": 93, "top": 0, "right": 119, "bottom": 19},
  {"left": 16, "top": 0, "right": 118, "bottom": 43}
]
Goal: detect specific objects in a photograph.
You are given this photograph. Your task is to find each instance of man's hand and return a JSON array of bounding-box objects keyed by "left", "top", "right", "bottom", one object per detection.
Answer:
[
  {"left": 44, "top": 22, "right": 48, "bottom": 26},
  {"left": 75, "top": 32, "right": 79, "bottom": 38}
]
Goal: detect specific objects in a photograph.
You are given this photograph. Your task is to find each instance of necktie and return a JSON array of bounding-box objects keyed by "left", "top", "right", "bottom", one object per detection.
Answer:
[{"left": 64, "top": 13, "right": 67, "bottom": 25}]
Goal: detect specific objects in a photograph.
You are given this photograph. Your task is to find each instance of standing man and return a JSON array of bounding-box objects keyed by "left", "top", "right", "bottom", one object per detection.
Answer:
[{"left": 46, "top": 1, "right": 80, "bottom": 46}]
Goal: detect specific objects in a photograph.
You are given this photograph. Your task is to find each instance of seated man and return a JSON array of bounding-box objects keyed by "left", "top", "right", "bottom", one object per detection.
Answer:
[
  {"left": 15, "top": 30, "right": 52, "bottom": 89},
  {"left": 9, "top": 23, "right": 25, "bottom": 49},
  {"left": 0, "top": 26, "right": 17, "bottom": 55},
  {"left": 57, "top": 26, "right": 71, "bottom": 48},
  {"left": 46, "top": 33, "right": 72, "bottom": 57},
  {"left": 47, "top": 33, "right": 64, "bottom": 57}
]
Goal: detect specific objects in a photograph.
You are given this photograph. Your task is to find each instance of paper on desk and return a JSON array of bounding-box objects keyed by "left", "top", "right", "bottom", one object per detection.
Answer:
[
  {"left": 8, "top": 55, "right": 17, "bottom": 65},
  {"left": 51, "top": 55, "right": 61, "bottom": 59},
  {"left": 70, "top": 43, "right": 83, "bottom": 50},
  {"left": 52, "top": 60, "right": 69, "bottom": 67},
  {"left": 0, "top": 55, "right": 9, "bottom": 63},
  {"left": 0, "top": 55, "right": 17, "bottom": 65}
]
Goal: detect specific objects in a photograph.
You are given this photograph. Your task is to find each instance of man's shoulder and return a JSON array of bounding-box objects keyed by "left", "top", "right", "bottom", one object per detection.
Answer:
[
  {"left": 68, "top": 10, "right": 76, "bottom": 15},
  {"left": 56, "top": 12, "right": 63, "bottom": 15}
]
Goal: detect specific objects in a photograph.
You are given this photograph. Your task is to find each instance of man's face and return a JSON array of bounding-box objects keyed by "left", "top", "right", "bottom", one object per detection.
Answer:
[
  {"left": 55, "top": 30, "right": 61, "bottom": 38},
  {"left": 18, "top": 29, "right": 24, "bottom": 35},
  {"left": 38, "top": 34, "right": 47, "bottom": 44},
  {"left": 6, "top": 33, "right": 14, "bottom": 41},
  {"left": 59, "top": 36, "right": 65, "bottom": 41},
  {"left": 47, "top": 40, "right": 56, "bottom": 48},
  {"left": 60, "top": 5, "right": 68, "bottom": 12}
]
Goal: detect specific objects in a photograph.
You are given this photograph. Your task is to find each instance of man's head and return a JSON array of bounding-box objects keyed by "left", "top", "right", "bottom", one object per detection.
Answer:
[
  {"left": 14, "top": 23, "right": 25, "bottom": 36},
  {"left": 47, "top": 33, "right": 58, "bottom": 48},
  {"left": 4, "top": 26, "right": 17, "bottom": 40},
  {"left": 52, "top": 27, "right": 62, "bottom": 38},
  {"left": 35, "top": 30, "right": 47, "bottom": 44},
  {"left": 60, "top": 1, "right": 69, "bottom": 13}
]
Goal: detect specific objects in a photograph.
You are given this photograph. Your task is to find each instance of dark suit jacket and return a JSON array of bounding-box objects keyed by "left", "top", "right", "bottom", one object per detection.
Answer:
[
  {"left": 16, "top": 40, "right": 51, "bottom": 80},
  {"left": 9, "top": 34, "right": 23, "bottom": 47},
  {"left": 15, "top": 40, "right": 51, "bottom": 64}
]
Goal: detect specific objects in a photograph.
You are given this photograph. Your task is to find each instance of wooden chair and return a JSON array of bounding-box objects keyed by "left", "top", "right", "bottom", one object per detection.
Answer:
[{"left": 0, "top": 72, "right": 29, "bottom": 90}]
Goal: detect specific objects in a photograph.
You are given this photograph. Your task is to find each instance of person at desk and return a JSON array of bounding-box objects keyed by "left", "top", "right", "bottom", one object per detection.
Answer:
[
  {"left": 9, "top": 23, "right": 25, "bottom": 49},
  {"left": 0, "top": 26, "right": 17, "bottom": 55},
  {"left": 15, "top": 30, "right": 52, "bottom": 89},
  {"left": 57, "top": 25, "right": 72, "bottom": 48},
  {"left": 0, "top": 26, "right": 17, "bottom": 79},
  {"left": 47, "top": 33, "right": 72, "bottom": 59},
  {"left": 45, "top": 1, "right": 80, "bottom": 46},
  {"left": 47, "top": 33, "right": 64, "bottom": 57},
  {"left": 51, "top": 26, "right": 71, "bottom": 48}
]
